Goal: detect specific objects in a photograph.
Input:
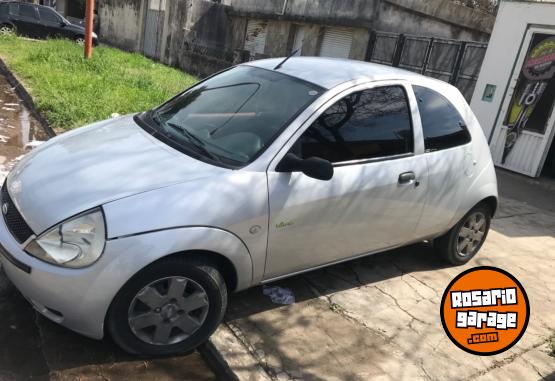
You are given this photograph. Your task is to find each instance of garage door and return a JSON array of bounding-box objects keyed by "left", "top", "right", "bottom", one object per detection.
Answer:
[
  {"left": 319, "top": 27, "right": 353, "bottom": 59},
  {"left": 244, "top": 20, "right": 267, "bottom": 59}
]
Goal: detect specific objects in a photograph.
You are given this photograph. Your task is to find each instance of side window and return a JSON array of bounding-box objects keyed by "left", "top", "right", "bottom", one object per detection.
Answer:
[
  {"left": 38, "top": 7, "right": 61, "bottom": 24},
  {"left": 8, "top": 3, "right": 19, "bottom": 15},
  {"left": 413, "top": 85, "right": 471, "bottom": 152},
  {"left": 19, "top": 4, "right": 38, "bottom": 19},
  {"left": 294, "top": 86, "right": 413, "bottom": 163}
]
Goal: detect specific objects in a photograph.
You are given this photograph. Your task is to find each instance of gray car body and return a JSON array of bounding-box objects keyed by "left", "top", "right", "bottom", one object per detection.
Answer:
[{"left": 0, "top": 57, "right": 497, "bottom": 339}]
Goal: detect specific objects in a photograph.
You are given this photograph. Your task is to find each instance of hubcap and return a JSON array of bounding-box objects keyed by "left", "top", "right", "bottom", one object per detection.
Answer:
[
  {"left": 457, "top": 211, "right": 487, "bottom": 257},
  {"left": 76, "top": 38, "right": 85, "bottom": 45},
  {"left": 128, "top": 276, "right": 209, "bottom": 346},
  {"left": 0, "top": 26, "right": 13, "bottom": 35}
]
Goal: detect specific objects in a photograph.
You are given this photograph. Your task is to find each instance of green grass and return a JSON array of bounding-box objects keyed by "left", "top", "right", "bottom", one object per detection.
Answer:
[{"left": 0, "top": 35, "right": 197, "bottom": 130}]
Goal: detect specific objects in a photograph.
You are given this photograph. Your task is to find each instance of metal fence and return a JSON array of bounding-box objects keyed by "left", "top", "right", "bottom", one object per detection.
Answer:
[{"left": 365, "top": 31, "right": 488, "bottom": 101}]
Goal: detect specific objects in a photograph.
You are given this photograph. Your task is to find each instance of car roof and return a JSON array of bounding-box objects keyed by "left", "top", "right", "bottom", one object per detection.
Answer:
[{"left": 244, "top": 56, "right": 445, "bottom": 90}]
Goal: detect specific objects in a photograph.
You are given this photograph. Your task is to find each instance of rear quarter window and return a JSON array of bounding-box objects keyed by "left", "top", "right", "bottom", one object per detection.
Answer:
[{"left": 413, "top": 85, "right": 471, "bottom": 152}]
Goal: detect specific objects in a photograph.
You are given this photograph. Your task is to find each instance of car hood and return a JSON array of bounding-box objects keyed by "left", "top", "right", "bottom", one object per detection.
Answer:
[{"left": 7, "top": 115, "right": 227, "bottom": 234}]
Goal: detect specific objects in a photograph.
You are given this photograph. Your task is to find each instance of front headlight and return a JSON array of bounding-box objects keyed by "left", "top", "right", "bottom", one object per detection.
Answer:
[{"left": 25, "top": 208, "right": 106, "bottom": 268}]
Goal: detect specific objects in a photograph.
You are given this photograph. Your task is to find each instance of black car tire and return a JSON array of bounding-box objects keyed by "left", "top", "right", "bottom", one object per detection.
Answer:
[
  {"left": 107, "top": 256, "right": 227, "bottom": 356},
  {"left": 435, "top": 203, "right": 491, "bottom": 265}
]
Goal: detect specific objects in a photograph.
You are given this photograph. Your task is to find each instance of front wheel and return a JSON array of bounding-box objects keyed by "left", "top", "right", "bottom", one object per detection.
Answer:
[
  {"left": 107, "top": 256, "right": 227, "bottom": 356},
  {"left": 0, "top": 24, "right": 15, "bottom": 36},
  {"left": 75, "top": 36, "right": 85, "bottom": 45},
  {"left": 435, "top": 203, "right": 491, "bottom": 265}
]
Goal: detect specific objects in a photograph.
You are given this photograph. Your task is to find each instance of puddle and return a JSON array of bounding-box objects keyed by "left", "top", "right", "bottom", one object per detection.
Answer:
[{"left": 0, "top": 74, "right": 48, "bottom": 180}]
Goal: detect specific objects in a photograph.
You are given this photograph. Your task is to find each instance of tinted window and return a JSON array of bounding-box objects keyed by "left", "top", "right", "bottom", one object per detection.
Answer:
[
  {"left": 19, "top": 4, "right": 38, "bottom": 19},
  {"left": 413, "top": 85, "right": 471, "bottom": 151},
  {"left": 8, "top": 3, "right": 18, "bottom": 15},
  {"left": 294, "top": 86, "right": 413, "bottom": 163},
  {"left": 38, "top": 7, "right": 61, "bottom": 24}
]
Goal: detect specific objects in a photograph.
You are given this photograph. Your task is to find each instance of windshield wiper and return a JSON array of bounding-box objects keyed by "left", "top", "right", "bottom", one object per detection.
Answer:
[{"left": 165, "top": 122, "right": 222, "bottom": 163}]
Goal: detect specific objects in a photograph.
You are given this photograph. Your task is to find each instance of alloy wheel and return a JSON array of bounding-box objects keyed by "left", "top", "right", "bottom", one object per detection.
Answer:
[
  {"left": 457, "top": 211, "right": 487, "bottom": 257},
  {"left": 128, "top": 276, "right": 209, "bottom": 346},
  {"left": 0, "top": 26, "right": 14, "bottom": 35},
  {"left": 75, "top": 37, "right": 85, "bottom": 45}
]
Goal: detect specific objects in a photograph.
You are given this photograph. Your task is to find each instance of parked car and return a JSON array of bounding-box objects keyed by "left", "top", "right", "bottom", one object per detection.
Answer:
[
  {"left": 0, "top": 1, "right": 97, "bottom": 44},
  {"left": 0, "top": 58, "right": 497, "bottom": 356}
]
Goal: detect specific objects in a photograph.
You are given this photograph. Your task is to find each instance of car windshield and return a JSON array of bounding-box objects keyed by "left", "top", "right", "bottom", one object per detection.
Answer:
[{"left": 152, "top": 66, "right": 323, "bottom": 166}]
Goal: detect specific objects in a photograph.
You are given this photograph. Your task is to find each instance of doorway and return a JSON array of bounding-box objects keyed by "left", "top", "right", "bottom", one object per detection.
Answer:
[{"left": 489, "top": 28, "right": 555, "bottom": 177}]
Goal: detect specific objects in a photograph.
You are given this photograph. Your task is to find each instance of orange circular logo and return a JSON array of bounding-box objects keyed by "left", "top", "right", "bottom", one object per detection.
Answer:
[{"left": 440, "top": 267, "right": 529, "bottom": 356}]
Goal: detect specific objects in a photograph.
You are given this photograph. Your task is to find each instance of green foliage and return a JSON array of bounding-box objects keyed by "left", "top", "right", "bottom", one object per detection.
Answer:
[{"left": 0, "top": 36, "right": 197, "bottom": 130}]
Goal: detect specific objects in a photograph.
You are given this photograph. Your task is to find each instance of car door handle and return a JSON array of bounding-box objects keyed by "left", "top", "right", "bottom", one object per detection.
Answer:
[{"left": 398, "top": 171, "right": 417, "bottom": 185}]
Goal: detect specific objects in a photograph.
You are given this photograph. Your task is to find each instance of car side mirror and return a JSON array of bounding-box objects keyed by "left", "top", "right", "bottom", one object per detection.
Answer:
[{"left": 276, "top": 153, "right": 334, "bottom": 181}]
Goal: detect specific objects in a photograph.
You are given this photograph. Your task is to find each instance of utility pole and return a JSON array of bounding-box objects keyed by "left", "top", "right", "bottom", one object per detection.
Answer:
[{"left": 84, "top": 0, "right": 94, "bottom": 59}]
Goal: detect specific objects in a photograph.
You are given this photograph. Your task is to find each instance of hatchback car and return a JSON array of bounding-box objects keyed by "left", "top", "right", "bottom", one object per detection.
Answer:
[
  {"left": 0, "top": 1, "right": 97, "bottom": 44},
  {"left": 0, "top": 57, "right": 497, "bottom": 355}
]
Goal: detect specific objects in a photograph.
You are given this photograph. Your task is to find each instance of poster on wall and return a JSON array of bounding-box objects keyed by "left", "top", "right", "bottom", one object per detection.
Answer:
[{"left": 502, "top": 34, "right": 555, "bottom": 163}]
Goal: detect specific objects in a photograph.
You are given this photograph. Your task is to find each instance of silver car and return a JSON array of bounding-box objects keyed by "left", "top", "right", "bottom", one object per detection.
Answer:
[{"left": 0, "top": 57, "right": 497, "bottom": 355}]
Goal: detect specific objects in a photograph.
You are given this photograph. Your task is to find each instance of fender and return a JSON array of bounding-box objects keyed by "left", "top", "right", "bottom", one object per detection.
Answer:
[
  {"left": 103, "top": 226, "right": 254, "bottom": 292},
  {"left": 448, "top": 160, "right": 498, "bottom": 229},
  {"left": 64, "top": 226, "right": 253, "bottom": 339}
]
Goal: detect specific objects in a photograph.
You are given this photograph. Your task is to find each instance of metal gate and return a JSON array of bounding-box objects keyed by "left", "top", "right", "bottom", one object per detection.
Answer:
[
  {"left": 366, "top": 31, "right": 488, "bottom": 101},
  {"left": 143, "top": 0, "right": 165, "bottom": 59}
]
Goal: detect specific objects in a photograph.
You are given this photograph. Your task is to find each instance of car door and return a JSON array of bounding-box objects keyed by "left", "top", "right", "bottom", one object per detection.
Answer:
[
  {"left": 411, "top": 85, "right": 474, "bottom": 238},
  {"left": 14, "top": 3, "right": 40, "bottom": 38},
  {"left": 37, "top": 6, "right": 64, "bottom": 39},
  {"left": 264, "top": 82, "right": 428, "bottom": 279}
]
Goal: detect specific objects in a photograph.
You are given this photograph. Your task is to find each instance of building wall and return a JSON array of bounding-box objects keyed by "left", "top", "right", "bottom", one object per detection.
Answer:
[
  {"left": 98, "top": 0, "right": 145, "bottom": 52},
  {"left": 223, "top": 0, "right": 494, "bottom": 41},
  {"left": 97, "top": 0, "right": 494, "bottom": 79}
]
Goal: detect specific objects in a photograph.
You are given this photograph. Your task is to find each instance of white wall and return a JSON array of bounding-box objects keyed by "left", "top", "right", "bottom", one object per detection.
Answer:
[{"left": 470, "top": 1, "right": 555, "bottom": 139}]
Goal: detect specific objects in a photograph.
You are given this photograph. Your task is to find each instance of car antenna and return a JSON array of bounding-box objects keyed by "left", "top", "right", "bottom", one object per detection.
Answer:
[
  {"left": 273, "top": 47, "right": 301, "bottom": 70},
  {"left": 273, "top": 30, "right": 323, "bottom": 70}
]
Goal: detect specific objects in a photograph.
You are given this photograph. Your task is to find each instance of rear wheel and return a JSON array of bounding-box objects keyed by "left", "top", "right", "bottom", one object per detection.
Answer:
[
  {"left": 435, "top": 203, "right": 491, "bottom": 265},
  {"left": 75, "top": 36, "right": 85, "bottom": 45},
  {"left": 107, "top": 256, "right": 227, "bottom": 356},
  {"left": 0, "top": 24, "right": 15, "bottom": 36}
]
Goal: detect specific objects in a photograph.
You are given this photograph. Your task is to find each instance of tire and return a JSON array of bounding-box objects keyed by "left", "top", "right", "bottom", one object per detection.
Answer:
[
  {"left": 107, "top": 256, "right": 227, "bottom": 356},
  {"left": 75, "top": 36, "right": 85, "bottom": 45},
  {"left": 435, "top": 203, "right": 492, "bottom": 265},
  {"left": 0, "top": 24, "right": 15, "bottom": 36}
]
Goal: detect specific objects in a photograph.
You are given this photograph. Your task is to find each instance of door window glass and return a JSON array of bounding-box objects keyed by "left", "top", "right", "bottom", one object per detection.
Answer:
[
  {"left": 19, "top": 4, "right": 38, "bottom": 19},
  {"left": 294, "top": 86, "right": 413, "bottom": 163},
  {"left": 413, "top": 85, "right": 471, "bottom": 151},
  {"left": 38, "top": 7, "right": 61, "bottom": 24},
  {"left": 8, "top": 3, "right": 19, "bottom": 15}
]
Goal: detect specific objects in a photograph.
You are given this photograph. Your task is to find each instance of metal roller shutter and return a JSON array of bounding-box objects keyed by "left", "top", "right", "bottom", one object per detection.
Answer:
[
  {"left": 319, "top": 27, "right": 354, "bottom": 59},
  {"left": 244, "top": 20, "right": 268, "bottom": 59}
]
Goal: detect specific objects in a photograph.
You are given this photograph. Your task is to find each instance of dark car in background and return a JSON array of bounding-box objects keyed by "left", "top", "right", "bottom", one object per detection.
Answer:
[{"left": 0, "top": 1, "right": 97, "bottom": 44}]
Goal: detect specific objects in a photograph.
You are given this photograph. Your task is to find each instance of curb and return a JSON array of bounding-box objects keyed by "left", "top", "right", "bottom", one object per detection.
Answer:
[
  {"left": 0, "top": 56, "right": 56, "bottom": 138},
  {"left": 198, "top": 338, "right": 240, "bottom": 381},
  {"left": 208, "top": 324, "right": 273, "bottom": 381}
]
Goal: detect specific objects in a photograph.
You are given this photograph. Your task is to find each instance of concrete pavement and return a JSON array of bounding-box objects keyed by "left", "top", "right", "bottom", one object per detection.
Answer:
[{"left": 211, "top": 182, "right": 555, "bottom": 380}]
